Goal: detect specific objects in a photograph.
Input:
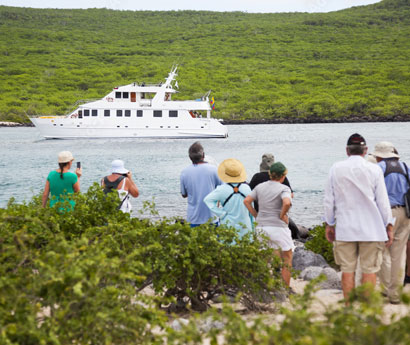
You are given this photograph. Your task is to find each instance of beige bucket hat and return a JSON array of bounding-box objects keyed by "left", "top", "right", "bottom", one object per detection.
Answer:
[
  {"left": 218, "top": 158, "right": 247, "bottom": 183},
  {"left": 371, "top": 141, "right": 399, "bottom": 159},
  {"left": 58, "top": 151, "right": 74, "bottom": 163}
]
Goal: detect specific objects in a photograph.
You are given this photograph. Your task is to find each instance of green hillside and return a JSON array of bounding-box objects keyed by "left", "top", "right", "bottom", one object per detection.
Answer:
[{"left": 0, "top": 0, "right": 409, "bottom": 123}]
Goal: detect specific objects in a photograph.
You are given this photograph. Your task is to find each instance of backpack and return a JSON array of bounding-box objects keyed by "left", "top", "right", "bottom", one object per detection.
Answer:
[
  {"left": 403, "top": 163, "right": 410, "bottom": 218},
  {"left": 102, "top": 175, "right": 129, "bottom": 211},
  {"left": 103, "top": 175, "right": 125, "bottom": 194},
  {"left": 222, "top": 183, "right": 247, "bottom": 207}
]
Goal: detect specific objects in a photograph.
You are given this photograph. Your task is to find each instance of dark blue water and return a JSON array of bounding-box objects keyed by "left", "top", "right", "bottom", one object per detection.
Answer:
[{"left": 1, "top": 123, "right": 409, "bottom": 227}]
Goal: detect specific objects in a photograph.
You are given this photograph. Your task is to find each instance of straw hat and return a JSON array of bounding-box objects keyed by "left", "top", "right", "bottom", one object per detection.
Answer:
[
  {"left": 111, "top": 160, "right": 129, "bottom": 174},
  {"left": 58, "top": 151, "right": 74, "bottom": 163},
  {"left": 371, "top": 141, "right": 399, "bottom": 159},
  {"left": 218, "top": 158, "right": 247, "bottom": 183}
]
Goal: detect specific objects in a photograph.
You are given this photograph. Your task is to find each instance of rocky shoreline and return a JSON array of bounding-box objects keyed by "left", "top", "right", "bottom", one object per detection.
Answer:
[
  {"left": 222, "top": 114, "right": 410, "bottom": 125},
  {"left": 2, "top": 115, "right": 410, "bottom": 127},
  {"left": 0, "top": 121, "right": 33, "bottom": 127}
]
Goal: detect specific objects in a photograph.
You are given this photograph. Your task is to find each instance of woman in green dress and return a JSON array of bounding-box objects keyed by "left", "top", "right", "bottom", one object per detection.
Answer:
[{"left": 42, "top": 151, "right": 82, "bottom": 209}]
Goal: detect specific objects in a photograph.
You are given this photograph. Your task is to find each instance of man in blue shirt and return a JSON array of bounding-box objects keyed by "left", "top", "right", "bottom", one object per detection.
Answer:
[
  {"left": 373, "top": 141, "right": 410, "bottom": 304},
  {"left": 180, "top": 142, "right": 222, "bottom": 227}
]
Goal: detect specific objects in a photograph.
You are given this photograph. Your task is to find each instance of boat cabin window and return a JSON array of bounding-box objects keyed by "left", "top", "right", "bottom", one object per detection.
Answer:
[
  {"left": 137, "top": 110, "right": 143, "bottom": 117},
  {"left": 115, "top": 92, "right": 121, "bottom": 99},
  {"left": 123, "top": 92, "right": 129, "bottom": 99},
  {"left": 117, "top": 110, "right": 123, "bottom": 117},
  {"left": 169, "top": 110, "right": 178, "bottom": 118},
  {"left": 92, "top": 109, "right": 98, "bottom": 117},
  {"left": 153, "top": 110, "right": 162, "bottom": 118},
  {"left": 78, "top": 110, "right": 83, "bottom": 119},
  {"left": 104, "top": 110, "right": 110, "bottom": 117},
  {"left": 84, "top": 110, "right": 90, "bottom": 117},
  {"left": 125, "top": 110, "right": 131, "bottom": 117}
]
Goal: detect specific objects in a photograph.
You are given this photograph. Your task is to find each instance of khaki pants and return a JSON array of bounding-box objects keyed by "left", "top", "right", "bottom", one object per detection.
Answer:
[{"left": 379, "top": 207, "right": 410, "bottom": 302}]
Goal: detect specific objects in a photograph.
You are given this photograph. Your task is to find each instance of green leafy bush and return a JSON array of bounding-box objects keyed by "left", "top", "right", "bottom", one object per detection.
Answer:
[
  {"left": 167, "top": 280, "right": 410, "bottom": 345},
  {"left": 0, "top": 184, "right": 284, "bottom": 343},
  {"left": 304, "top": 223, "right": 336, "bottom": 267}
]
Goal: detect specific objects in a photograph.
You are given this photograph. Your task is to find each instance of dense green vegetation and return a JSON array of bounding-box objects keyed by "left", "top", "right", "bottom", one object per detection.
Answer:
[
  {"left": 305, "top": 223, "right": 336, "bottom": 267},
  {"left": 0, "top": 0, "right": 409, "bottom": 123},
  {"left": 1, "top": 185, "right": 409, "bottom": 343}
]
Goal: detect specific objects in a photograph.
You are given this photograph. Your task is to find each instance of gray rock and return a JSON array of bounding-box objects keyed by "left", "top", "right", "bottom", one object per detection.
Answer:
[
  {"left": 170, "top": 318, "right": 189, "bottom": 331},
  {"left": 300, "top": 266, "right": 341, "bottom": 290},
  {"left": 293, "top": 240, "right": 305, "bottom": 248},
  {"left": 292, "top": 247, "right": 329, "bottom": 271},
  {"left": 297, "top": 225, "right": 310, "bottom": 239},
  {"left": 320, "top": 267, "right": 342, "bottom": 290},
  {"left": 197, "top": 317, "right": 225, "bottom": 332},
  {"left": 300, "top": 266, "right": 323, "bottom": 280}
]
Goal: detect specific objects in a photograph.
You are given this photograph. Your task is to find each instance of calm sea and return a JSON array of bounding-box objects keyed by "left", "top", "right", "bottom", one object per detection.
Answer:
[{"left": 1, "top": 123, "right": 409, "bottom": 227}]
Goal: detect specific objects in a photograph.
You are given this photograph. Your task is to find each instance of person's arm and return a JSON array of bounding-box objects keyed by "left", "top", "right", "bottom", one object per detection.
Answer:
[
  {"left": 180, "top": 173, "right": 187, "bottom": 198},
  {"left": 374, "top": 168, "right": 394, "bottom": 228},
  {"left": 42, "top": 180, "right": 50, "bottom": 207},
  {"left": 125, "top": 172, "right": 139, "bottom": 198},
  {"left": 280, "top": 197, "right": 292, "bottom": 224},
  {"left": 323, "top": 166, "right": 336, "bottom": 227},
  {"left": 73, "top": 167, "right": 82, "bottom": 193},
  {"left": 204, "top": 187, "right": 226, "bottom": 219},
  {"left": 244, "top": 195, "right": 257, "bottom": 218}
]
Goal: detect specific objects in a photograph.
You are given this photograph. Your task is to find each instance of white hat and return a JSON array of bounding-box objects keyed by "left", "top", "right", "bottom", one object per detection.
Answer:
[
  {"left": 111, "top": 160, "right": 129, "bottom": 174},
  {"left": 371, "top": 141, "right": 399, "bottom": 159},
  {"left": 58, "top": 151, "right": 74, "bottom": 163}
]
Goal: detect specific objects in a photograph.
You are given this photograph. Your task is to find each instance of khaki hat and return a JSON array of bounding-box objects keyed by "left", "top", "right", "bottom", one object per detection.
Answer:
[
  {"left": 260, "top": 153, "right": 275, "bottom": 172},
  {"left": 366, "top": 154, "right": 378, "bottom": 164},
  {"left": 218, "top": 158, "right": 247, "bottom": 183},
  {"left": 58, "top": 151, "right": 74, "bottom": 163},
  {"left": 371, "top": 141, "right": 399, "bottom": 159}
]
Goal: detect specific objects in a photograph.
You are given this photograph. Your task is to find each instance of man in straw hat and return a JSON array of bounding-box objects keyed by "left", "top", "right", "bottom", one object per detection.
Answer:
[
  {"left": 372, "top": 142, "right": 410, "bottom": 304},
  {"left": 204, "top": 158, "right": 253, "bottom": 237},
  {"left": 180, "top": 142, "right": 222, "bottom": 227},
  {"left": 324, "top": 133, "right": 393, "bottom": 303}
]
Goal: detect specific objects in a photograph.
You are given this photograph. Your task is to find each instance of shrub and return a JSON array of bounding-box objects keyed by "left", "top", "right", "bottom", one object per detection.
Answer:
[
  {"left": 134, "top": 220, "right": 283, "bottom": 311},
  {"left": 167, "top": 280, "right": 410, "bottom": 345},
  {"left": 304, "top": 223, "right": 336, "bottom": 267}
]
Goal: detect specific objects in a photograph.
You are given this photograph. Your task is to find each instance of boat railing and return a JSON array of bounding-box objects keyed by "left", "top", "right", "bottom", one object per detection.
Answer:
[{"left": 63, "top": 99, "right": 100, "bottom": 115}]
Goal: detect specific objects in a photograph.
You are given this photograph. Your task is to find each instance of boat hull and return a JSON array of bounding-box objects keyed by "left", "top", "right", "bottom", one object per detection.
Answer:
[{"left": 29, "top": 117, "right": 228, "bottom": 139}]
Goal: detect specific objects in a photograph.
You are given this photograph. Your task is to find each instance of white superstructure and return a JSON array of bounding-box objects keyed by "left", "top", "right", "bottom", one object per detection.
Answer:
[{"left": 30, "top": 66, "right": 228, "bottom": 139}]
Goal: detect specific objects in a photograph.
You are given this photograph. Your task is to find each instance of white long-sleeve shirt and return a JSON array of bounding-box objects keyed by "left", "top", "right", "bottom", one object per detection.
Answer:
[{"left": 324, "top": 155, "right": 393, "bottom": 242}]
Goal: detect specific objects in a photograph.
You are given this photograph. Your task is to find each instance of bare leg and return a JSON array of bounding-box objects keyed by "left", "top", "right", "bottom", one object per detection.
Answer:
[
  {"left": 341, "top": 272, "right": 355, "bottom": 303},
  {"left": 361, "top": 272, "right": 377, "bottom": 286},
  {"left": 407, "top": 240, "right": 410, "bottom": 277},
  {"left": 280, "top": 250, "right": 293, "bottom": 287}
]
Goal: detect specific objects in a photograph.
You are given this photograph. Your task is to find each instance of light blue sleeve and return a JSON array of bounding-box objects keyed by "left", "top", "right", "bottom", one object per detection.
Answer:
[
  {"left": 180, "top": 172, "right": 187, "bottom": 196},
  {"left": 204, "top": 185, "right": 227, "bottom": 219}
]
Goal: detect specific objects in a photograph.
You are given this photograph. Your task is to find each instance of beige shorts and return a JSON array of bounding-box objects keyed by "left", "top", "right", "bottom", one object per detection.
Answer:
[{"left": 333, "top": 241, "right": 384, "bottom": 274}]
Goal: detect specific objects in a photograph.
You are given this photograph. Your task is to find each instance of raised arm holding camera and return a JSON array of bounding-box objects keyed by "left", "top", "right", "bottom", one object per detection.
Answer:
[{"left": 101, "top": 159, "right": 139, "bottom": 213}]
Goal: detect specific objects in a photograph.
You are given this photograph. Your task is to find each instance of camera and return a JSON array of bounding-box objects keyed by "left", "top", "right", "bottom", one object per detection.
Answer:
[{"left": 77, "top": 162, "right": 81, "bottom": 169}]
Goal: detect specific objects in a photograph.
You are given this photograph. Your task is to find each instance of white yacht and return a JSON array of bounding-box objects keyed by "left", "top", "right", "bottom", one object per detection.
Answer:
[{"left": 30, "top": 67, "right": 228, "bottom": 139}]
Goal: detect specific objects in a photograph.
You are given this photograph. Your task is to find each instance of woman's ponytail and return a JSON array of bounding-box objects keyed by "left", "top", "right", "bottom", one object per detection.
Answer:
[{"left": 59, "top": 163, "right": 67, "bottom": 179}]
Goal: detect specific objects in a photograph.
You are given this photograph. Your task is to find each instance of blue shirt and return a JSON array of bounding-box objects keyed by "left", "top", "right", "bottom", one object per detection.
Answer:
[
  {"left": 204, "top": 183, "right": 254, "bottom": 238},
  {"left": 378, "top": 160, "right": 409, "bottom": 207},
  {"left": 180, "top": 163, "right": 222, "bottom": 224}
]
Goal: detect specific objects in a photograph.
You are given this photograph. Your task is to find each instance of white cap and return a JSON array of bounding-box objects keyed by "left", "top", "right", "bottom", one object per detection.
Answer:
[{"left": 110, "top": 160, "right": 129, "bottom": 174}]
